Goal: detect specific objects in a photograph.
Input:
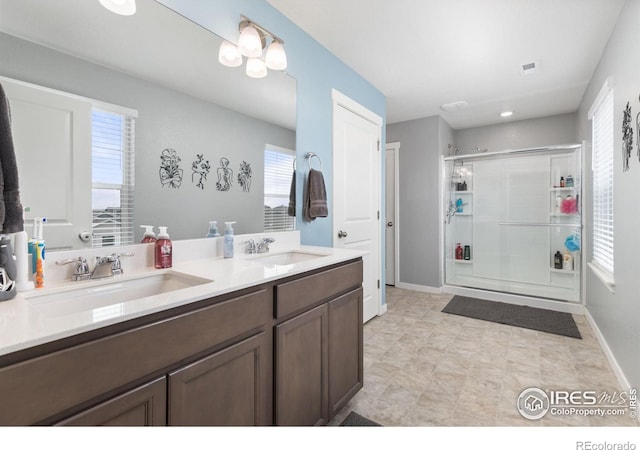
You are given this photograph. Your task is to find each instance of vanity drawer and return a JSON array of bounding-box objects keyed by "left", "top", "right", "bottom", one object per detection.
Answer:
[
  {"left": 275, "top": 259, "right": 363, "bottom": 319},
  {"left": 0, "top": 287, "right": 269, "bottom": 425}
]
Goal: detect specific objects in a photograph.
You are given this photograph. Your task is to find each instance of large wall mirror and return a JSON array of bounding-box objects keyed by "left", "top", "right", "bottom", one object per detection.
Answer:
[{"left": 0, "top": 0, "right": 296, "bottom": 251}]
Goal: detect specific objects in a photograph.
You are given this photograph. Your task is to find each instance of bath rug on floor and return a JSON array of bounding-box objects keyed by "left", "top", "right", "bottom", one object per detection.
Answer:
[
  {"left": 442, "top": 295, "right": 582, "bottom": 339},
  {"left": 340, "top": 411, "right": 382, "bottom": 426}
]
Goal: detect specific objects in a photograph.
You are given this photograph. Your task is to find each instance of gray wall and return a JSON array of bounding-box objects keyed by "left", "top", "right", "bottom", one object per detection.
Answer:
[
  {"left": 576, "top": 0, "right": 639, "bottom": 388},
  {"left": 454, "top": 113, "right": 578, "bottom": 153},
  {"left": 0, "top": 32, "right": 295, "bottom": 242},
  {"left": 387, "top": 116, "right": 452, "bottom": 288}
]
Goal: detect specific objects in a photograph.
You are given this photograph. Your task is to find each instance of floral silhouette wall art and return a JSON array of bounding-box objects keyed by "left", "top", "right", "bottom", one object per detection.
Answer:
[
  {"left": 159, "top": 148, "right": 183, "bottom": 188},
  {"left": 192, "top": 154, "right": 211, "bottom": 190},
  {"left": 238, "top": 161, "right": 252, "bottom": 192}
]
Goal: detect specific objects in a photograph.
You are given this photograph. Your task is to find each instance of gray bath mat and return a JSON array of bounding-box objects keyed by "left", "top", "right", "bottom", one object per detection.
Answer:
[
  {"left": 340, "top": 411, "right": 381, "bottom": 426},
  {"left": 442, "top": 295, "right": 582, "bottom": 339}
]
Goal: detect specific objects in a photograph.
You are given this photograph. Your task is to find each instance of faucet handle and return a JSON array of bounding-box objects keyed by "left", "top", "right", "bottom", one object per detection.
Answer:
[
  {"left": 56, "top": 257, "right": 90, "bottom": 281},
  {"left": 243, "top": 239, "right": 256, "bottom": 254},
  {"left": 109, "top": 252, "right": 133, "bottom": 276}
]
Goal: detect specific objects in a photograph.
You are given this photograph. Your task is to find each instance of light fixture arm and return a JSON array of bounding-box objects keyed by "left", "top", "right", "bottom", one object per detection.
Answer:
[{"left": 239, "top": 14, "right": 284, "bottom": 48}]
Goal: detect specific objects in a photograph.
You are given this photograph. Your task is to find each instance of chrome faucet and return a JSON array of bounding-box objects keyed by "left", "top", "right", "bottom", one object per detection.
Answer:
[
  {"left": 56, "top": 252, "right": 134, "bottom": 281},
  {"left": 244, "top": 237, "right": 275, "bottom": 254},
  {"left": 256, "top": 237, "right": 275, "bottom": 253}
]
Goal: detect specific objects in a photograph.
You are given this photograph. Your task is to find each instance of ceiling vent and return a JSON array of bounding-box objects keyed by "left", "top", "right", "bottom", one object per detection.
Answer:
[
  {"left": 520, "top": 61, "right": 538, "bottom": 76},
  {"left": 440, "top": 100, "right": 469, "bottom": 112}
]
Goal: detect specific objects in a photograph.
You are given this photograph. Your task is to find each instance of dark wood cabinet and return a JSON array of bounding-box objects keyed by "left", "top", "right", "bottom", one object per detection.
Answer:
[
  {"left": 273, "top": 260, "right": 364, "bottom": 425},
  {"left": 328, "top": 288, "right": 363, "bottom": 417},
  {"left": 275, "top": 304, "right": 329, "bottom": 426},
  {"left": 168, "top": 331, "right": 271, "bottom": 426},
  {"left": 56, "top": 377, "right": 167, "bottom": 426}
]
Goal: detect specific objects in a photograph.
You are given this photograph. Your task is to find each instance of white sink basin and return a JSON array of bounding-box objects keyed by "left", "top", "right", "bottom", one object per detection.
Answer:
[
  {"left": 249, "top": 250, "right": 328, "bottom": 266},
  {"left": 26, "top": 272, "right": 213, "bottom": 317}
]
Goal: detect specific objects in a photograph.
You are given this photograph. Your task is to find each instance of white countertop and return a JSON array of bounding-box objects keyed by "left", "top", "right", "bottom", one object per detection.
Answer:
[{"left": 0, "top": 240, "right": 364, "bottom": 358}]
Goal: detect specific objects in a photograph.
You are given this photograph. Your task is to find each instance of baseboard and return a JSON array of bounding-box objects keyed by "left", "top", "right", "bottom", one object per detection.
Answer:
[
  {"left": 584, "top": 309, "right": 631, "bottom": 394},
  {"left": 378, "top": 302, "right": 387, "bottom": 315},
  {"left": 442, "top": 284, "right": 585, "bottom": 315},
  {"left": 394, "top": 282, "right": 443, "bottom": 294}
]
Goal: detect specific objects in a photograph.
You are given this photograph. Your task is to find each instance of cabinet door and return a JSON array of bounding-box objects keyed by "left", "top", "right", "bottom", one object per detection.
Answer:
[
  {"left": 275, "top": 304, "right": 328, "bottom": 426},
  {"left": 56, "top": 377, "right": 166, "bottom": 426},
  {"left": 168, "top": 331, "right": 271, "bottom": 426},
  {"left": 328, "top": 288, "right": 363, "bottom": 418}
]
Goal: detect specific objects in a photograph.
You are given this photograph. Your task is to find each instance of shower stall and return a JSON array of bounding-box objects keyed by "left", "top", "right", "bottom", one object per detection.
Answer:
[{"left": 443, "top": 144, "right": 582, "bottom": 303}]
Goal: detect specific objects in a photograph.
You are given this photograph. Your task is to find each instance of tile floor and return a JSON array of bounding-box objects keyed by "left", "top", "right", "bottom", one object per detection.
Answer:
[{"left": 330, "top": 287, "right": 638, "bottom": 426}]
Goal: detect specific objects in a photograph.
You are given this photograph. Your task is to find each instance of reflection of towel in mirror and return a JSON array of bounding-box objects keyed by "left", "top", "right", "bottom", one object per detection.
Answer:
[
  {"left": 303, "top": 169, "right": 328, "bottom": 222},
  {"left": 0, "top": 82, "right": 24, "bottom": 233},
  {"left": 287, "top": 170, "right": 296, "bottom": 217}
]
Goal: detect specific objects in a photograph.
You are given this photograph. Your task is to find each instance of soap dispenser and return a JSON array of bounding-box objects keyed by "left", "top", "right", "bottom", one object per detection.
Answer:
[
  {"left": 155, "top": 226, "right": 172, "bottom": 269},
  {"left": 140, "top": 225, "right": 157, "bottom": 243},
  {"left": 223, "top": 222, "right": 236, "bottom": 258},
  {"left": 206, "top": 221, "right": 220, "bottom": 238}
]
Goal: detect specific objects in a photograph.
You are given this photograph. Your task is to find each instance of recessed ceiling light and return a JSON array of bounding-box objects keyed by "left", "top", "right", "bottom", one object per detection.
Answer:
[{"left": 500, "top": 111, "right": 513, "bottom": 117}]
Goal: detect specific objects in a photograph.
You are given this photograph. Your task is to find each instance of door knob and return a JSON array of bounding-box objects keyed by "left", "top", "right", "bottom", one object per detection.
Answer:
[
  {"left": 387, "top": 221, "right": 393, "bottom": 227},
  {"left": 337, "top": 230, "right": 348, "bottom": 238}
]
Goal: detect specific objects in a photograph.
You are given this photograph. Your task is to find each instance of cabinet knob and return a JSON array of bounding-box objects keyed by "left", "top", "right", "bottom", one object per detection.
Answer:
[
  {"left": 386, "top": 221, "right": 393, "bottom": 227},
  {"left": 337, "top": 230, "right": 348, "bottom": 239}
]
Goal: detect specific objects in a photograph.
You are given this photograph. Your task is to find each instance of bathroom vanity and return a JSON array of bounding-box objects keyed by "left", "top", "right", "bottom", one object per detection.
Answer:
[{"left": 0, "top": 241, "right": 364, "bottom": 426}]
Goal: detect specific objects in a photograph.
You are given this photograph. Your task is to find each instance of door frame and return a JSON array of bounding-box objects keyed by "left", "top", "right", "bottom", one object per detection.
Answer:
[
  {"left": 385, "top": 142, "right": 400, "bottom": 286},
  {"left": 331, "top": 89, "right": 383, "bottom": 318}
]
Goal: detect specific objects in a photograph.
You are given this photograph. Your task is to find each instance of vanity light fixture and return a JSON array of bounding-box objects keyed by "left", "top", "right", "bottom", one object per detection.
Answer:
[
  {"left": 218, "top": 15, "right": 287, "bottom": 78},
  {"left": 500, "top": 111, "right": 514, "bottom": 117},
  {"left": 98, "top": 0, "right": 136, "bottom": 16}
]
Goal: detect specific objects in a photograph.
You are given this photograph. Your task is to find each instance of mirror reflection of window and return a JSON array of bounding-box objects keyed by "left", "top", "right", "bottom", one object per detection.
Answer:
[
  {"left": 264, "top": 145, "right": 295, "bottom": 232},
  {"left": 91, "top": 108, "right": 135, "bottom": 248}
]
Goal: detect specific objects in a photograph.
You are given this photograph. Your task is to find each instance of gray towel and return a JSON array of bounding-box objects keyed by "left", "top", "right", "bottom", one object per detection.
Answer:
[
  {"left": 0, "top": 82, "right": 24, "bottom": 234},
  {"left": 303, "top": 169, "right": 328, "bottom": 222},
  {"left": 287, "top": 170, "right": 296, "bottom": 217}
]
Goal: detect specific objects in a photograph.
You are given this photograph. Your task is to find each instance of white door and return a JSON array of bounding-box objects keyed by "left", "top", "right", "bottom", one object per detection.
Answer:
[
  {"left": 3, "top": 78, "right": 92, "bottom": 250},
  {"left": 385, "top": 143, "right": 399, "bottom": 285},
  {"left": 332, "top": 90, "right": 382, "bottom": 323}
]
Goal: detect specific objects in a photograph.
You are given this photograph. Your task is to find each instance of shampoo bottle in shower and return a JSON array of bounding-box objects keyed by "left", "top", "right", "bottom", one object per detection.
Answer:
[
  {"left": 554, "top": 251, "right": 562, "bottom": 269},
  {"left": 455, "top": 243, "right": 463, "bottom": 260},
  {"left": 463, "top": 245, "right": 471, "bottom": 260}
]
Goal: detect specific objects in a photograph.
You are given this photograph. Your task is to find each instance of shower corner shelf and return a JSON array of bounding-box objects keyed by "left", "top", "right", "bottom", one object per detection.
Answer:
[
  {"left": 448, "top": 258, "right": 473, "bottom": 264},
  {"left": 454, "top": 190, "right": 473, "bottom": 194},
  {"left": 550, "top": 187, "right": 576, "bottom": 192},
  {"left": 455, "top": 212, "right": 472, "bottom": 216},
  {"left": 549, "top": 267, "right": 576, "bottom": 274}
]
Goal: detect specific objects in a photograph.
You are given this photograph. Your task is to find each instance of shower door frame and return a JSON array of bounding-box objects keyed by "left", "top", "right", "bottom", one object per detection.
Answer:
[{"left": 440, "top": 143, "right": 585, "bottom": 313}]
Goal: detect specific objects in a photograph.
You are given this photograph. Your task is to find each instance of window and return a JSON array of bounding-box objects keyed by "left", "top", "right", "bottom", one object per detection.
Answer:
[
  {"left": 264, "top": 145, "right": 295, "bottom": 232},
  {"left": 588, "top": 80, "right": 614, "bottom": 286},
  {"left": 91, "top": 108, "right": 135, "bottom": 248}
]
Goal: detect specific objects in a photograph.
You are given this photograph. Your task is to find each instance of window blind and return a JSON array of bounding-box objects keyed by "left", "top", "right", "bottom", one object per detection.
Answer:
[
  {"left": 91, "top": 108, "right": 135, "bottom": 248},
  {"left": 264, "top": 146, "right": 295, "bottom": 232},
  {"left": 590, "top": 85, "right": 614, "bottom": 276}
]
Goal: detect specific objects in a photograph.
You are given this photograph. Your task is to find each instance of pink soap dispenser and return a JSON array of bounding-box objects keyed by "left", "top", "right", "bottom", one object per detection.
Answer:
[
  {"left": 140, "top": 225, "right": 157, "bottom": 243},
  {"left": 154, "top": 226, "right": 172, "bottom": 269}
]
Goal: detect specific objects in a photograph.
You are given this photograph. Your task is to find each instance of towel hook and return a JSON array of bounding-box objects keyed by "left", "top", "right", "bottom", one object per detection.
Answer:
[{"left": 305, "top": 152, "right": 323, "bottom": 171}]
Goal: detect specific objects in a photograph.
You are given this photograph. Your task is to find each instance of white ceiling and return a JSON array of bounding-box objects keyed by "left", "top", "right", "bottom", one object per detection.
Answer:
[
  {"left": 267, "top": 0, "right": 624, "bottom": 129},
  {"left": 0, "top": 0, "right": 297, "bottom": 130}
]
